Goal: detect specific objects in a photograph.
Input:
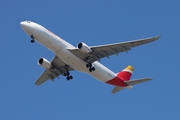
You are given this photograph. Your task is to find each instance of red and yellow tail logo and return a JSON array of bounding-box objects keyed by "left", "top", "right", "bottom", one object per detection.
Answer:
[{"left": 117, "top": 65, "right": 134, "bottom": 81}]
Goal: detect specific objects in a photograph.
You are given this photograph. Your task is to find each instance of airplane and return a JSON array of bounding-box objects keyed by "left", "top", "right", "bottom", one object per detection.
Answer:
[{"left": 20, "top": 20, "right": 160, "bottom": 94}]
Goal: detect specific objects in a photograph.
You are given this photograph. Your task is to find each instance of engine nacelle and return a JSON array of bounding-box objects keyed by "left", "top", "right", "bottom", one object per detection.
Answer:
[
  {"left": 38, "top": 58, "right": 52, "bottom": 69},
  {"left": 77, "top": 42, "right": 92, "bottom": 54}
]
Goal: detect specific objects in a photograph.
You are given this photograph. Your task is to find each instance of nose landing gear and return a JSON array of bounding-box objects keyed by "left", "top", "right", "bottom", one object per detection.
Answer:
[{"left": 30, "top": 35, "right": 35, "bottom": 43}]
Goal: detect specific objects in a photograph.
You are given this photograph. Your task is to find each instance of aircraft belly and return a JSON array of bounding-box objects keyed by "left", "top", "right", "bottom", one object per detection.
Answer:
[
  {"left": 56, "top": 49, "right": 116, "bottom": 83},
  {"left": 35, "top": 29, "right": 116, "bottom": 83},
  {"left": 35, "top": 28, "right": 66, "bottom": 53},
  {"left": 90, "top": 61, "right": 117, "bottom": 82},
  {"left": 56, "top": 48, "right": 86, "bottom": 70},
  {"left": 33, "top": 25, "right": 117, "bottom": 83}
]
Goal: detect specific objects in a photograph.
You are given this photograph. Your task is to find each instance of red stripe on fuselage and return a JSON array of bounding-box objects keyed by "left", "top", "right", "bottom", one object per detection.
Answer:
[{"left": 106, "top": 76, "right": 127, "bottom": 87}]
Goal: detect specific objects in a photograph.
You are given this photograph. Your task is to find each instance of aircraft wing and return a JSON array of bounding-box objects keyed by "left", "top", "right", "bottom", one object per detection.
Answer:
[
  {"left": 68, "top": 36, "right": 160, "bottom": 63},
  {"left": 34, "top": 56, "right": 74, "bottom": 86}
]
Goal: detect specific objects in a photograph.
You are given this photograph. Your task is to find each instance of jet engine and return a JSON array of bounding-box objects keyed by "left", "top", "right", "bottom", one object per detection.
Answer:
[
  {"left": 77, "top": 42, "right": 92, "bottom": 54},
  {"left": 38, "top": 58, "right": 52, "bottom": 69}
]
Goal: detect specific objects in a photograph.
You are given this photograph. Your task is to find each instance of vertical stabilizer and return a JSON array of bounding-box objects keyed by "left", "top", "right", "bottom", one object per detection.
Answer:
[{"left": 117, "top": 65, "right": 134, "bottom": 81}]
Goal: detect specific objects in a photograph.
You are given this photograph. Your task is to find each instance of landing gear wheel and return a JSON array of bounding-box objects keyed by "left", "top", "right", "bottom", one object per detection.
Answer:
[
  {"left": 67, "top": 77, "right": 70, "bottom": 80},
  {"left": 64, "top": 72, "right": 70, "bottom": 77},
  {"left": 86, "top": 63, "right": 92, "bottom": 68},
  {"left": 69, "top": 75, "right": 73, "bottom": 80},
  {"left": 86, "top": 64, "right": 89, "bottom": 68},
  {"left": 92, "top": 67, "right": 95, "bottom": 71},
  {"left": 66, "top": 75, "right": 73, "bottom": 80},
  {"left": 30, "top": 35, "right": 35, "bottom": 43},
  {"left": 87, "top": 62, "right": 95, "bottom": 72},
  {"left": 89, "top": 68, "right": 92, "bottom": 72},
  {"left": 89, "top": 63, "right": 92, "bottom": 67},
  {"left": 31, "top": 39, "right": 35, "bottom": 43},
  {"left": 64, "top": 73, "right": 67, "bottom": 76},
  {"left": 66, "top": 71, "right": 70, "bottom": 76},
  {"left": 65, "top": 71, "right": 73, "bottom": 81}
]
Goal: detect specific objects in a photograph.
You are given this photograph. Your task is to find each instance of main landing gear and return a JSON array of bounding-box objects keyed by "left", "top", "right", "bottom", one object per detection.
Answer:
[
  {"left": 86, "top": 63, "right": 95, "bottom": 72},
  {"left": 64, "top": 71, "right": 73, "bottom": 80},
  {"left": 84, "top": 57, "right": 95, "bottom": 72},
  {"left": 30, "top": 35, "right": 35, "bottom": 43}
]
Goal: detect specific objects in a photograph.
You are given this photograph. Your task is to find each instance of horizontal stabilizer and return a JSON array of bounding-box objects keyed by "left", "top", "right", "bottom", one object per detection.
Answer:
[
  {"left": 112, "top": 86, "right": 124, "bottom": 94},
  {"left": 125, "top": 78, "right": 152, "bottom": 86}
]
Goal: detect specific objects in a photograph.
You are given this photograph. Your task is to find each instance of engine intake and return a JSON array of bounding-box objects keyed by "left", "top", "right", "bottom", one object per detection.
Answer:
[
  {"left": 38, "top": 58, "right": 52, "bottom": 69},
  {"left": 77, "top": 42, "right": 92, "bottom": 54}
]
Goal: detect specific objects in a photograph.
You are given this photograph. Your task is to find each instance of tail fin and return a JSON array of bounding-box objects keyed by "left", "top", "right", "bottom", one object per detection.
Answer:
[{"left": 117, "top": 65, "right": 134, "bottom": 81}]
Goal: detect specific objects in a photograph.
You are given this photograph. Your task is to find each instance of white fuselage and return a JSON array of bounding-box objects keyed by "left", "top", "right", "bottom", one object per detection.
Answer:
[{"left": 20, "top": 21, "right": 117, "bottom": 83}]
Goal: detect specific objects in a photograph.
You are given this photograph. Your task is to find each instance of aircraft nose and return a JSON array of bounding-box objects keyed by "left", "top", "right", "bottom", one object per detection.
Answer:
[
  {"left": 20, "top": 21, "right": 33, "bottom": 35},
  {"left": 20, "top": 21, "right": 27, "bottom": 28}
]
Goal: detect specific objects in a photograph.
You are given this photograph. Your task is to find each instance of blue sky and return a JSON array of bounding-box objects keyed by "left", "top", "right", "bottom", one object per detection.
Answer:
[{"left": 1, "top": 0, "right": 180, "bottom": 119}]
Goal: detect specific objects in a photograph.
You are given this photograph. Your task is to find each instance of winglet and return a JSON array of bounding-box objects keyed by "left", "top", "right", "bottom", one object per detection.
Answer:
[{"left": 154, "top": 35, "right": 161, "bottom": 40}]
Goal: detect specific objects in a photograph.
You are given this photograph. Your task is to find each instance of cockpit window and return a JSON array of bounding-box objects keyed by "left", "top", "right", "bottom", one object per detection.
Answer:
[{"left": 27, "top": 21, "right": 30, "bottom": 23}]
